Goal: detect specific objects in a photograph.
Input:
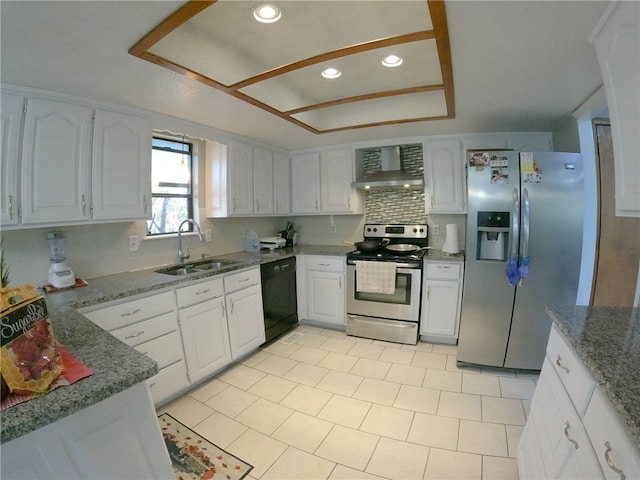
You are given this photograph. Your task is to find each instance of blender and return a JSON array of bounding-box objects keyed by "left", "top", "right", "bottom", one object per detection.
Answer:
[{"left": 47, "top": 231, "right": 75, "bottom": 288}]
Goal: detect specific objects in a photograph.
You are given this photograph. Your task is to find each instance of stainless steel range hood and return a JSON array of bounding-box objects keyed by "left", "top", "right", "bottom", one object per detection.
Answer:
[{"left": 351, "top": 146, "right": 424, "bottom": 191}]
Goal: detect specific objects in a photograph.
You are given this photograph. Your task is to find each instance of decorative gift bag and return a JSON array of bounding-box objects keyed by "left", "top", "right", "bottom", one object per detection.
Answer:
[{"left": 1, "top": 284, "right": 64, "bottom": 398}]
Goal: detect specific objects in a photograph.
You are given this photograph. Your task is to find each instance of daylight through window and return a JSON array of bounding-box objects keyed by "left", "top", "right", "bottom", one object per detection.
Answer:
[{"left": 147, "top": 137, "right": 194, "bottom": 235}]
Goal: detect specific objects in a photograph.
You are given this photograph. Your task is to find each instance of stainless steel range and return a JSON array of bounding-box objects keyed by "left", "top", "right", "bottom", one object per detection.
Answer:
[{"left": 346, "top": 224, "right": 428, "bottom": 345}]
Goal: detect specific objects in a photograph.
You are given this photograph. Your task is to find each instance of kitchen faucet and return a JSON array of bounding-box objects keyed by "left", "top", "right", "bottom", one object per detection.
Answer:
[{"left": 178, "top": 219, "right": 204, "bottom": 264}]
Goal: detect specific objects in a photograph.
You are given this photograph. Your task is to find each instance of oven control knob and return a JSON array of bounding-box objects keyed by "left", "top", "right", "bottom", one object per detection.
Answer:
[
  {"left": 372, "top": 227, "right": 377, "bottom": 232},
  {"left": 413, "top": 228, "right": 418, "bottom": 233}
]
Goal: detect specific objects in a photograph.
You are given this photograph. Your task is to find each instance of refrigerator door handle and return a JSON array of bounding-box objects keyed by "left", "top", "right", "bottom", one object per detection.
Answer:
[
  {"left": 506, "top": 188, "right": 521, "bottom": 286},
  {"left": 518, "top": 187, "right": 531, "bottom": 285}
]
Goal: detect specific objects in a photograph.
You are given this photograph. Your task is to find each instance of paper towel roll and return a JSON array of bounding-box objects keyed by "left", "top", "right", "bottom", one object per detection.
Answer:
[{"left": 442, "top": 224, "right": 459, "bottom": 254}]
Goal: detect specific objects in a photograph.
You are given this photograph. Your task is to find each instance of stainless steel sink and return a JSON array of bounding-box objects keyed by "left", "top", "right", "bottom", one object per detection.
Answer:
[{"left": 155, "top": 259, "right": 238, "bottom": 276}]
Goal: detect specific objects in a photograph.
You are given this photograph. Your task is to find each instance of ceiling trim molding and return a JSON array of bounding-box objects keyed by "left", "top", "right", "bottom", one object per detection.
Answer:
[{"left": 128, "top": 0, "right": 455, "bottom": 134}]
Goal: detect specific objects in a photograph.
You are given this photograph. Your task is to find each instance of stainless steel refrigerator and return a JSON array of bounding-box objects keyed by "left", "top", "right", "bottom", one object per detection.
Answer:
[{"left": 457, "top": 151, "right": 584, "bottom": 370}]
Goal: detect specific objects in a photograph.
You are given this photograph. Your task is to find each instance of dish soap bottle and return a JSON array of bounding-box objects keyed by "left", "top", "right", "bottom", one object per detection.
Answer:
[{"left": 245, "top": 229, "right": 260, "bottom": 253}]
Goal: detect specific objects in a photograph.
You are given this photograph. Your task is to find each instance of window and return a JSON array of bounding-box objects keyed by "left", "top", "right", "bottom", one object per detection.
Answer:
[{"left": 147, "top": 137, "right": 194, "bottom": 236}]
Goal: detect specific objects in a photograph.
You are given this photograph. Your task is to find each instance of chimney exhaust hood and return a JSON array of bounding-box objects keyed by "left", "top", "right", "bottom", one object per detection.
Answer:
[{"left": 351, "top": 146, "right": 424, "bottom": 191}]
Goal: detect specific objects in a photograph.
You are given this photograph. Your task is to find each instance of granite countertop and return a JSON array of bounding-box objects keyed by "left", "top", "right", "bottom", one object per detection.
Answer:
[
  {"left": 0, "top": 245, "right": 350, "bottom": 443},
  {"left": 424, "top": 249, "right": 465, "bottom": 262},
  {"left": 546, "top": 305, "right": 640, "bottom": 449}
]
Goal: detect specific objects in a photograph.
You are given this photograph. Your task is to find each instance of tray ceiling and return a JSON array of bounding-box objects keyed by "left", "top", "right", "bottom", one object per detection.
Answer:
[{"left": 129, "top": 0, "right": 454, "bottom": 134}]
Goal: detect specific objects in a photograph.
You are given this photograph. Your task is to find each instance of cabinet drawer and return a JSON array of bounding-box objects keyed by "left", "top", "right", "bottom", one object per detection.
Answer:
[
  {"left": 425, "top": 262, "right": 461, "bottom": 279},
  {"left": 83, "top": 291, "right": 175, "bottom": 331},
  {"left": 147, "top": 360, "right": 190, "bottom": 406},
  {"left": 305, "top": 256, "right": 344, "bottom": 272},
  {"left": 109, "top": 311, "right": 178, "bottom": 347},
  {"left": 176, "top": 277, "right": 224, "bottom": 308},
  {"left": 224, "top": 267, "right": 260, "bottom": 293},
  {"left": 547, "top": 325, "right": 596, "bottom": 414},
  {"left": 584, "top": 386, "right": 640, "bottom": 480},
  {"left": 135, "top": 331, "right": 183, "bottom": 369}
]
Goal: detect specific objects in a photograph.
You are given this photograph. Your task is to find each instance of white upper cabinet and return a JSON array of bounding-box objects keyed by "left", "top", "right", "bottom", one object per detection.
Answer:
[
  {"left": 92, "top": 109, "right": 151, "bottom": 221},
  {"left": 591, "top": 1, "right": 639, "bottom": 217},
  {"left": 291, "top": 152, "right": 321, "bottom": 213},
  {"left": 273, "top": 152, "right": 291, "bottom": 215},
  {"left": 462, "top": 133, "right": 552, "bottom": 153},
  {"left": 423, "top": 139, "right": 465, "bottom": 213},
  {"left": 320, "top": 148, "right": 362, "bottom": 213},
  {"left": 291, "top": 148, "right": 363, "bottom": 215},
  {"left": 1, "top": 94, "right": 23, "bottom": 226},
  {"left": 21, "top": 97, "right": 93, "bottom": 224},
  {"left": 253, "top": 146, "right": 274, "bottom": 215},
  {"left": 228, "top": 140, "right": 254, "bottom": 215},
  {"left": 207, "top": 140, "right": 290, "bottom": 217}
]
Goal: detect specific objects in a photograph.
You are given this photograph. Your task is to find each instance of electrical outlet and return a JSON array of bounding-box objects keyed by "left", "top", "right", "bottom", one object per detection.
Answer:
[
  {"left": 433, "top": 225, "right": 440, "bottom": 235},
  {"left": 205, "top": 229, "right": 213, "bottom": 242},
  {"left": 331, "top": 224, "right": 336, "bottom": 233},
  {"left": 128, "top": 235, "right": 139, "bottom": 253}
]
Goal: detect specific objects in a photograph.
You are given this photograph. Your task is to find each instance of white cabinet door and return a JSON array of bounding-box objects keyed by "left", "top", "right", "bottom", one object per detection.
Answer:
[
  {"left": 226, "top": 284, "right": 265, "bottom": 359},
  {"left": 320, "top": 148, "right": 356, "bottom": 213},
  {"left": 307, "top": 270, "right": 345, "bottom": 325},
  {"left": 291, "top": 152, "right": 320, "bottom": 213},
  {"left": 420, "top": 279, "right": 460, "bottom": 337},
  {"left": 591, "top": 1, "right": 640, "bottom": 216},
  {"left": 423, "top": 139, "right": 465, "bottom": 213},
  {"left": 228, "top": 140, "right": 254, "bottom": 215},
  {"left": 1, "top": 94, "right": 23, "bottom": 226},
  {"left": 253, "top": 146, "right": 274, "bottom": 215},
  {"left": 20, "top": 98, "right": 92, "bottom": 224},
  {"left": 178, "top": 298, "right": 231, "bottom": 383},
  {"left": 273, "top": 152, "right": 291, "bottom": 215},
  {"left": 91, "top": 109, "right": 151, "bottom": 220}
]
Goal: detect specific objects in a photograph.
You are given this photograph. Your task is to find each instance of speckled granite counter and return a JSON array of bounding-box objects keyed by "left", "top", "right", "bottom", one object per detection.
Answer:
[
  {"left": 1, "top": 245, "right": 350, "bottom": 443},
  {"left": 424, "top": 249, "right": 465, "bottom": 262},
  {"left": 1, "top": 303, "right": 158, "bottom": 443},
  {"left": 546, "top": 305, "right": 640, "bottom": 449}
]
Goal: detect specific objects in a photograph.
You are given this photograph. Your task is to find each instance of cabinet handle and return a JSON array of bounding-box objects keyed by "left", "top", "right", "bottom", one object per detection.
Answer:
[
  {"left": 319, "top": 263, "right": 330, "bottom": 267},
  {"left": 604, "top": 441, "right": 626, "bottom": 480},
  {"left": 275, "top": 200, "right": 279, "bottom": 212},
  {"left": 315, "top": 199, "right": 318, "bottom": 211},
  {"left": 233, "top": 198, "right": 237, "bottom": 212},
  {"left": 125, "top": 330, "right": 144, "bottom": 339},
  {"left": 82, "top": 194, "right": 86, "bottom": 215},
  {"left": 256, "top": 199, "right": 260, "bottom": 211},
  {"left": 426, "top": 287, "right": 430, "bottom": 300},
  {"left": 8, "top": 194, "right": 13, "bottom": 219},
  {"left": 221, "top": 300, "right": 225, "bottom": 316},
  {"left": 339, "top": 277, "right": 342, "bottom": 289},
  {"left": 149, "top": 381, "right": 156, "bottom": 388},
  {"left": 230, "top": 299, "right": 235, "bottom": 314},
  {"left": 121, "top": 308, "right": 141, "bottom": 317},
  {"left": 430, "top": 195, "right": 434, "bottom": 208},
  {"left": 195, "top": 288, "right": 210, "bottom": 295},
  {"left": 563, "top": 421, "right": 579, "bottom": 449},
  {"left": 143, "top": 195, "right": 148, "bottom": 214},
  {"left": 239, "top": 277, "right": 251, "bottom": 283},
  {"left": 556, "top": 355, "right": 570, "bottom": 374}
]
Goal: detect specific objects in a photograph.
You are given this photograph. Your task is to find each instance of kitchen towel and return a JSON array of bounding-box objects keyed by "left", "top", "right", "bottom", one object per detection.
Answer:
[
  {"left": 442, "top": 224, "right": 460, "bottom": 254},
  {"left": 355, "top": 261, "right": 396, "bottom": 294}
]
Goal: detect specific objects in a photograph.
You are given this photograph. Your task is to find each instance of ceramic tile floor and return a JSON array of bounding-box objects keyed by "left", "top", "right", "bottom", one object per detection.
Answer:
[{"left": 157, "top": 324, "right": 539, "bottom": 480}]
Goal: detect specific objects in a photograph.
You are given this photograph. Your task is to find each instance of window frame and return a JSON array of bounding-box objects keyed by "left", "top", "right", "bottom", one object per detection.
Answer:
[{"left": 147, "top": 135, "right": 195, "bottom": 236}]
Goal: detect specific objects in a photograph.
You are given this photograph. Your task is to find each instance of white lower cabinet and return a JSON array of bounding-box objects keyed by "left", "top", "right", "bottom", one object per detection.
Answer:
[
  {"left": 178, "top": 296, "right": 231, "bottom": 383},
  {"left": 81, "top": 267, "right": 265, "bottom": 404},
  {"left": 420, "top": 261, "right": 463, "bottom": 343},
  {"left": 518, "top": 325, "right": 640, "bottom": 479},
  {"left": 1, "top": 382, "right": 173, "bottom": 479},
  {"left": 81, "top": 290, "right": 188, "bottom": 406},
  {"left": 224, "top": 268, "right": 265, "bottom": 359},
  {"left": 298, "top": 255, "right": 346, "bottom": 326}
]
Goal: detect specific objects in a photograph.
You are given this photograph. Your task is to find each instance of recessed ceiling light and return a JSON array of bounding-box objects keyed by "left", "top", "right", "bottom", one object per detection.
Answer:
[
  {"left": 382, "top": 55, "right": 404, "bottom": 67},
  {"left": 253, "top": 4, "right": 282, "bottom": 23},
  {"left": 322, "top": 67, "right": 341, "bottom": 79}
]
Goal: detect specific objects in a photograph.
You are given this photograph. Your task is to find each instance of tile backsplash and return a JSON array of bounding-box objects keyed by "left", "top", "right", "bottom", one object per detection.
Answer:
[{"left": 362, "top": 144, "right": 427, "bottom": 224}]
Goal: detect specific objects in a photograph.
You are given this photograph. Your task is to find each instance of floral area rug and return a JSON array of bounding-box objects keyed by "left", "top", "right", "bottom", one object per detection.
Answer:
[{"left": 158, "top": 413, "right": 253, "bottom": 480}]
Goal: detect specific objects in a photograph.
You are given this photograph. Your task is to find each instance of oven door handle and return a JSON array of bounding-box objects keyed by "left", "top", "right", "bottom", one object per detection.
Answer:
[{"left": 347, "top": 261, "right": 419, "bottom": 269}]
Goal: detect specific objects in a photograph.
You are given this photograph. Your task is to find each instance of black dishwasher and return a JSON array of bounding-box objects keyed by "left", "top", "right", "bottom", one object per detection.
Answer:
[{"left": 260, "top": 257, "right": 298, "bottom": 343}]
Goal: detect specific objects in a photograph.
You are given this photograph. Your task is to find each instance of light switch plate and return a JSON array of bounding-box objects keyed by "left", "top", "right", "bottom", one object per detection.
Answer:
[
  {"left": 128, "top": 235, "right": 139, "bottom": 252},
  {"left": 205, "top": 229, "right": 213, "bottom": 242}
]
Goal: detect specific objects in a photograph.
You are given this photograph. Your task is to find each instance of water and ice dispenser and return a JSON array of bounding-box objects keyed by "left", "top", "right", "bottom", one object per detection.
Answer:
[{"left": 476, "top": 211, "right": 509, "bottom": 261}]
